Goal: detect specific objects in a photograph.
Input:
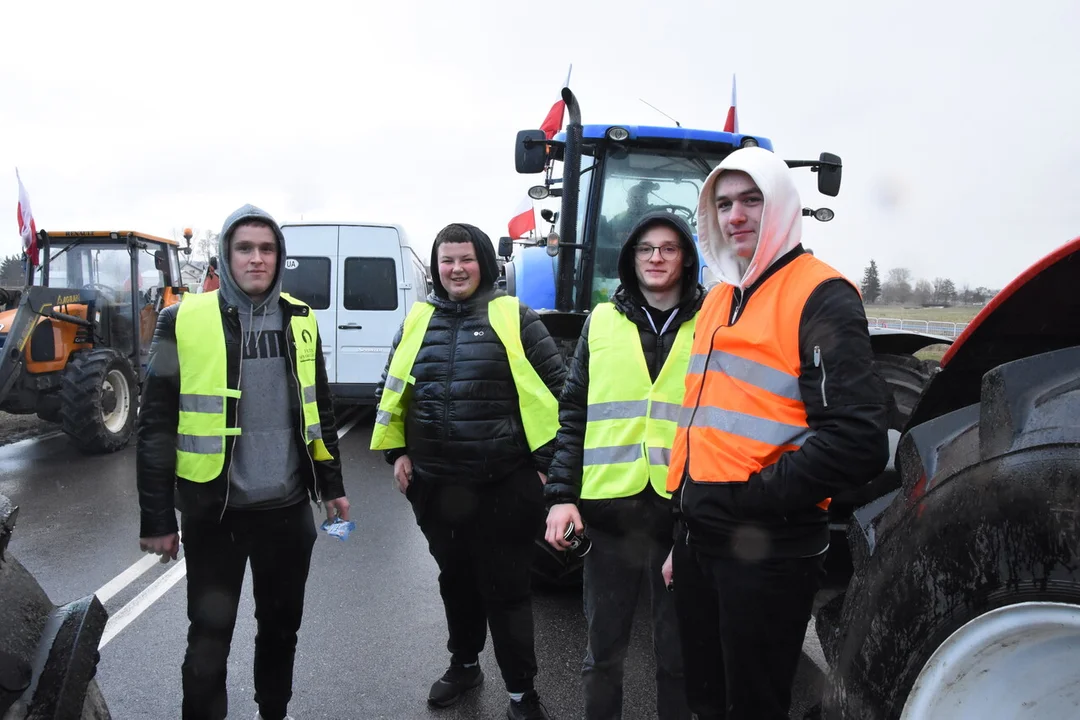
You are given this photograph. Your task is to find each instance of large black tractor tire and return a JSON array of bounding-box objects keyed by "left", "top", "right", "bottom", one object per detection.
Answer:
[
  {"left": 822, "top": 346, "right": 1080, "bottom": 719},
  {"left": 872, "top": 353, "right": 935, "bottom": 429},
  {"left": 828, "top": 354, "right": 933, "bottom": 518},
  {"left": 60, "top": 349, "right": 138, "bottom": 454}
]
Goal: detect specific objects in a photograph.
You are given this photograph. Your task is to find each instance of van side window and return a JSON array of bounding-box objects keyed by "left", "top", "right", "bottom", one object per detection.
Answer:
[
  {"left": 344, "top": 257, "right": 398, "bottom": 311},
  {"left": 282, "top": 256, "right": 331, "bottom": 309}
]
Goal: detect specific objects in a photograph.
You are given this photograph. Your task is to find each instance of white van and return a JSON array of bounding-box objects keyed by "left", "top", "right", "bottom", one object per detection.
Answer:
[{"left": 278, "top": 222, "right": 430, "bottom": 405}]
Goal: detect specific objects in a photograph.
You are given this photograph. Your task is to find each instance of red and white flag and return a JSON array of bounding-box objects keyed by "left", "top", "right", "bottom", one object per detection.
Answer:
[
  {"left": 540, "top": 98, "right": 566, "bottom": 140},
  {"left": 507, "top": 196, "right": 536, "bottom": 239},
  {"left": 724, "top": 74, "right": 738, "bottom": 134},
  {"left": 16, "top": 169, "right": 39, "bottom": 267},
  {"left": 539, "top": 64, "right": 573, "bottom": 140}
]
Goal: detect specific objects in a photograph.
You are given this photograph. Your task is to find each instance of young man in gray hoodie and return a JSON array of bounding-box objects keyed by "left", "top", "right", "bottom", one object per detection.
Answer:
[{"left": 137, "top": 204, "right": 350, "bottom": 720}]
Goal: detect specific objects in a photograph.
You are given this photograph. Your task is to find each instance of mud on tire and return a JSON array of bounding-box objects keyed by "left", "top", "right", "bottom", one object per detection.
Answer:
[
  {"left": 60, "top": 349, "right": 138, "bottom": 454},
  {"left": 823, "top": 346, "right": 1080, "bottom": 718}
]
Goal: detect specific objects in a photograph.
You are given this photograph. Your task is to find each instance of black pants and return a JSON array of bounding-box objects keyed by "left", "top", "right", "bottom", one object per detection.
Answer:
[
  {"left": 582, "top": 526, "right": 691, "bottom": 720},
  {"left": 672, "top": 538, "right": 825, "bottom": 720},
  {"left": 409, "top": 467, "right": 543, "bottom": 694},
  {"left": 180, "top": 500, "right": 316, "bottom": 720}
]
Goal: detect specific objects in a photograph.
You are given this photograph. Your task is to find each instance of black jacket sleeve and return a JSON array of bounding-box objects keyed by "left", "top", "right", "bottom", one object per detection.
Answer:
[
  {"left": 375, "top": 319, "right": 406, "bottom": 466},
  {"left": 544, "top": 316, "right": 591, "bottom": 504},
  {"left": 136, "top": 305, "right": 181, "bottom": 538},
  {"left": 519, "top": 304, "right": 567, "bottom": 474},
  {"left": 313, "top": 326, "right": 345, "bottom": 501},
  {"left": 738, "top": 279, "right": 891, "bottom": 515}
]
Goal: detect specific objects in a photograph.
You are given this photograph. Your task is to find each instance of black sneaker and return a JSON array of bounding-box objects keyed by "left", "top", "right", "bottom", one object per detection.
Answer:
[
  {"left": 507, "top": 690, "right": 550, "bottom": 720},
  {"left": 427, "top": 664, "right": 484, "bottom": 708}
]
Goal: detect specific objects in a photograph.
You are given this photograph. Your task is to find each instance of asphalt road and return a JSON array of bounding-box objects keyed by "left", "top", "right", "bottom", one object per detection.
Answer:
[{"left": 1, "top": 411, "right": 827, "bottom": 719}]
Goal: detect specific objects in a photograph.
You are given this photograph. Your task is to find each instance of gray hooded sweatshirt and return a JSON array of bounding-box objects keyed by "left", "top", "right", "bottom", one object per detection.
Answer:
[{"left": 217, "top": 204, "right": 306, "bottom": 510}]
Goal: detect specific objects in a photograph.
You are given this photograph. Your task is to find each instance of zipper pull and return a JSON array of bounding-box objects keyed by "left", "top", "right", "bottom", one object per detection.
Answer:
[{"left": 813, "top": 345, "right": 821, "bottom": 368}]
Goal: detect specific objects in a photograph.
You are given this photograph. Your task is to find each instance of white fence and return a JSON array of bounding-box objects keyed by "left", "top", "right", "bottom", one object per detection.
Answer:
[{"left": 866, "top": 317, "right": 969, "bottom": 340}]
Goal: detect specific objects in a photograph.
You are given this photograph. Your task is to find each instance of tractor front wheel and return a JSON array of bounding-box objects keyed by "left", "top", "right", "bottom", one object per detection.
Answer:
[{"left": 60, "top": 349, "right": 138, "bottom": 454}]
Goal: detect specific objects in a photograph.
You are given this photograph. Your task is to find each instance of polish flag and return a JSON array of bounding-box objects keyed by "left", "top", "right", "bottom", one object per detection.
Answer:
[
  {"left": 539, "top": 64, "right": 573, "bottom": 140},
  {"left": 540, "top": 98, "right": 566, "bottom": 140},
  {"left": 16, "top": 169, "right": 39, "bottom": 266},
  {"left": 507, "top": 196, "right": 536, "bottom": 239},
  {"left": 724, "top": 74, "right": 738, "bottom": 134}
]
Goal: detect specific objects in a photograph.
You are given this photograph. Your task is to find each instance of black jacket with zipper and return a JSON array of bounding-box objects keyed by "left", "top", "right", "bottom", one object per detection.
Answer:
[
  {"left": 545, "top": 210, "right": 705, "bottom": 539},
  {"left": 374, "top": 223, "right": 566, "bottom": 485},
  {"left": 376, "top": 287, "right": 566, "bottom": 484},
  {"left": 136, "top": 293, "right": 345, "bottom": 538},
  {"left": 674, "top": 245, "right": 891, "bottom": 558}
]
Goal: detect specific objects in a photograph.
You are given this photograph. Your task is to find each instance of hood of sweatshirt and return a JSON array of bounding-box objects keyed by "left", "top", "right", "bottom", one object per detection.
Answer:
[
  {"left": 697, "top": 146, "right": 803, "bottom": 290},
  {"left": 428, "top": 223, "right": 500, "bottom": 302},
  {"left": 217, "top": 204, "right": 287, "bottom": 314}
]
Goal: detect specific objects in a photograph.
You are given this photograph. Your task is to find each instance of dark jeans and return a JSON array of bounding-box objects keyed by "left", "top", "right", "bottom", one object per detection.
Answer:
[
  {"left": 409, "top": 466, "right": 543, "bottom": 694},
  {"left": 582, "top": 526, "right": 691, "bottom": 720},
  {"left": 672, "top": 538, "right": 825, "bottom": 720},
  {"left": 180, "top": 500, "right": 316, "bottom": 720}
]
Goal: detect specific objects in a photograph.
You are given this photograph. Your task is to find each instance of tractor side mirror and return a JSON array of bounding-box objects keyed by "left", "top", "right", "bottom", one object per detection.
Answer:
[
  {"left": 817, "top": 152, "right": 842, "bottom": 197},
  {"left": 498, "top": 237, "right": 514, "bottom": 259},
  {"left": 515, "top": 130, "right": 548, "bottom": 174}
]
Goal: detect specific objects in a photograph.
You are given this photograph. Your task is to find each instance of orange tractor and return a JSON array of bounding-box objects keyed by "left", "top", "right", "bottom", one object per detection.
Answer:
[{"left": 0, "top": 230, "right": 190, "bottom": 453}]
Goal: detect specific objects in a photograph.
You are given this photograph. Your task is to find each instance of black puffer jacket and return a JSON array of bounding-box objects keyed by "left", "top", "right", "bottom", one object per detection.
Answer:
[
  {"left": 545, "top": 212, "right": 705, "bottom": 537},
  {"left": 376, "top": 224, "right": 565, "bottom": 484},
  {"left": 136, "top": 294, "right": 344, "bottom": 537}
]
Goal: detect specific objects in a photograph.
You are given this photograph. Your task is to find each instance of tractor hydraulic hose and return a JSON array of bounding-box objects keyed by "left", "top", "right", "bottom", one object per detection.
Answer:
[{"left": 556, "top": 87, "right": 582, "bottom": 313}]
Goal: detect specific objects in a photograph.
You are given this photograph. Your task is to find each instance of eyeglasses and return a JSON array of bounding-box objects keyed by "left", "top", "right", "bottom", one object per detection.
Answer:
[{"left": 634, "top": 244, "right": 681, "bottom": 260}]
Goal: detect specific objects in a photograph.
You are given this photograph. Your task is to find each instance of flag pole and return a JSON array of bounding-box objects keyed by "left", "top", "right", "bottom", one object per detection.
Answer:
[{"left": 564, "top": 64, "right": 572, "bottom": 89}]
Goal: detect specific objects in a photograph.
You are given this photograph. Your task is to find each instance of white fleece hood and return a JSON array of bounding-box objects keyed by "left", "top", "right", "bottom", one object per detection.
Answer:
[{"left": 697, "top": 146, "right": 803, "bottom": 289}]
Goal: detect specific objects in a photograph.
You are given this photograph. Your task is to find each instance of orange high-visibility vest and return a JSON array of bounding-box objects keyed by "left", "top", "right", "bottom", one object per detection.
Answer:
[{"left": 667, "top": 253, "right": 854, "bottom": 511}]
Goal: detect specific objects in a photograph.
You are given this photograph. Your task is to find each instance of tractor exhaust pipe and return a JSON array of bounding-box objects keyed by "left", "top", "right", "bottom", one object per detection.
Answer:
[{"left": 556, "top": 87, "right": 582, "bottom": 313}]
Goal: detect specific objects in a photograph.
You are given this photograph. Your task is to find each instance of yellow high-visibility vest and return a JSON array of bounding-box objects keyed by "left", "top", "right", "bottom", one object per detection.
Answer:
[
  {"left": 174, "top": 290, "right": 332, "bottom": 482},
  {"left": 370, "top": 295, "right": 559, "bottom": 452},
  {"left": 581, "top": 303, "right": 695, "bottom": 500}
]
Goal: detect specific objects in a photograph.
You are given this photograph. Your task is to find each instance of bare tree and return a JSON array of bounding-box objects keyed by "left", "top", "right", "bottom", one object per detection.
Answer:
[
  {"left": 195, "top": 230, "right": 219, "bottom": 263},
  {"left": 912, "top": 279, "right": 934, "bottom": 305},
  {"left": 881, "top": 267, "right": 913, "bottom": 304},
  {"left": 932, "top": 277, "right": 957, "bottom": 305}
]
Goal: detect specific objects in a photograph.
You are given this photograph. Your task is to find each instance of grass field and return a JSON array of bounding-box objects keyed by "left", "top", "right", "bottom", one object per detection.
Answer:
[
  {"left": 863, "top": 304, "right": 984, "bottom": 323},
  {"left": 863, "top": 305, "right": 985, "bottom": 363}
]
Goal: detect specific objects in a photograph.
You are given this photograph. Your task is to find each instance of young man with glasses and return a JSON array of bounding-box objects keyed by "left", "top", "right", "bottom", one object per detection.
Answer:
[{"left": 544, "top": 211, "right": 703, "bottom": 719}]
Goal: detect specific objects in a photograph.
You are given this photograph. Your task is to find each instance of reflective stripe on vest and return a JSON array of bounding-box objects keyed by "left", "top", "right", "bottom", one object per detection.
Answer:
[
  {"left": 174, "top": 290, "right": 331, "bottom": 482},
  {"left": 666, "top": 254, "right": 855, "bottom": 513},
  {"left": 280, "top": 292, "right": 334, "bottom": 463},
  {"left": 370, "top": 296, "right": 559, "bottom": 452},
  {"left": 581, "top": 303, "right": 696, "bottom": 501}
]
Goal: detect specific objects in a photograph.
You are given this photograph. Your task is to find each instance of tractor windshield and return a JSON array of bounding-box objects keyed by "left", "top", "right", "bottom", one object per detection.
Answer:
[
  {"left": 45, "top": 241, "right": 135, "bottom": 296},
  {"left": 588, "top": 147, "right": 726, "bottom": 307}
]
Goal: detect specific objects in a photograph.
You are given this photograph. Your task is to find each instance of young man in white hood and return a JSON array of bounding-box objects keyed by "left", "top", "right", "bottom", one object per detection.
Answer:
[{"left": 663, "top": 147, "right": 891, "bottom": 719}]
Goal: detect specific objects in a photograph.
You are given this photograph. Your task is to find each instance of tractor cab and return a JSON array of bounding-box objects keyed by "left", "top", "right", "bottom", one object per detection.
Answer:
[
  {"left": 508, "top": 93, "right": 840, "bottom": 345},
  {"left": 0, "top": 230, "right": 189, "bottom": 453}
]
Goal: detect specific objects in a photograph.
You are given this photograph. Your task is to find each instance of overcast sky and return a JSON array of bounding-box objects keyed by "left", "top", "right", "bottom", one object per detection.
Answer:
[{"left": 4, "top": 0, "right": 1078, "bottom": 291}]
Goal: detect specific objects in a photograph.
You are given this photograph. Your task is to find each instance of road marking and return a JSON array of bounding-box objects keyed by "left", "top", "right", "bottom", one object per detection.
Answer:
[
  {"left": 803, "top": 618, "right": 830, "bottom": 673},
  {"left": 99, "top": 558, "right": 188, "bottom": 649},
  {"left": 337, "top": 408, "right": 363, "bottom": 438},
  {"left": 94, "top": 406, "right": 365, "bottom": 649},
  {"left": 95, "top": 553, "right": 161, "bottom": 604}
]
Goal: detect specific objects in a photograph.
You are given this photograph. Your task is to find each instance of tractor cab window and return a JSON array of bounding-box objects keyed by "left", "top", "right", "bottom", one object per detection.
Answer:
[
  {"left": 589, "top": 148, "right": 725, "bottom": 307},
  {"left": 47, "top": 242, "right": 132, "bottom": 296}
]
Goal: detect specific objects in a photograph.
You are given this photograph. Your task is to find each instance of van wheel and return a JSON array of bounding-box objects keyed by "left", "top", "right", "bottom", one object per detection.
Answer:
[{"left": 60, "top": 349, "right": 138, "bottom": 454}]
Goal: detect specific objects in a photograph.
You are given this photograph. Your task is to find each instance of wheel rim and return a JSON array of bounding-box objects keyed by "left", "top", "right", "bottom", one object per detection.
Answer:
[
  {"left": 100, "top": 368, "right": 131, "bottom": 434},
  {"left": 901, "top": 601, "right": 1080, "bottom": 719}
]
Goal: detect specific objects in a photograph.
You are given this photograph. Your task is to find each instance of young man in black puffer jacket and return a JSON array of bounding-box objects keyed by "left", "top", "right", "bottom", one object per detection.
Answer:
[
  {"left": 544, "top": 211, "right": 704, "bottom": 720},
  {"left": 372, "top": 223, "right": 565, "bottom": 720}
]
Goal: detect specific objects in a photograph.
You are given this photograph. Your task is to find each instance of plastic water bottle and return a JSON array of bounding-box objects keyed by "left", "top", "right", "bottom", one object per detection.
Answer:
[{"left": 320, "top": 517, "right": 356, "bottom": 541}]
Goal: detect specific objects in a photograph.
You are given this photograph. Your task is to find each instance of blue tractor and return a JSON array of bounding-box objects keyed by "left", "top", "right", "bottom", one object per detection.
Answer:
[{"left": 503, "top": 88, "right": 947, "bottom": 586}]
